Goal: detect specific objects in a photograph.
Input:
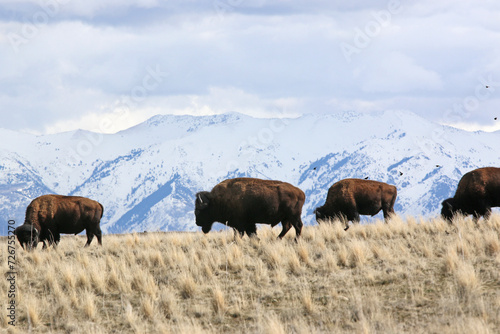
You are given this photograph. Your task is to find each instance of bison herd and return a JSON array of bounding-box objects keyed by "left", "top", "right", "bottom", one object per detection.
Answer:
[{"left": 14, "top": 167, "right": 500, "bottom": 250}]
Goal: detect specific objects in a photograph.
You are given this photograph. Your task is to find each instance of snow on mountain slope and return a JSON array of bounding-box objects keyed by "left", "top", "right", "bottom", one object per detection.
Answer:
[{"left": 1, "top": 110, "right": 499, "bottom": 235}]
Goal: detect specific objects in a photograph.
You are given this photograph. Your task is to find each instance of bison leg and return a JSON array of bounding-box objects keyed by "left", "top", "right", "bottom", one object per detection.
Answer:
[
  {"left": 484, "top": 208, "right": 492, "bottom": 221},
  {"left": 85, "top": 226, "right": 103, "bottom": 247},
  {"left": 384, "top": 193, "right": 397, "bottom": 223},
  {"left": 345, "top": 212, "right": 360, "bottom": 231},
  {"left": 472, "top": 207, "right": 491, "bottom": 225},
  {"left": 85, "top": 230, "right": 95, "bottom": 247},
  {"left": 277, "top": 221, "right": 292, "bottom": 239},
  {"left": 472, "top": 211, "right": 483, "bottom": 224},
  {"left": 292, "top": 218, "right": 303, "bottom": 238},
  {"left": 344, "top": 213, "right": 360, "bottom": 231},
  {"left": 96, "top": 228, "right": 103, "bottom": 245},
  {"left": 54, "top": 233, "right": 60, "bottom": 246},
  {"left": 45, "top": 230, "right": 59, "bottom": 247},
  {"left": 232, "top": 228, "right": 244, "bottom": 239},
  {"left": 45, "top": 231, "right": 60, "bottom": 248},
  {"left": 383, "top": 208, "right": 394, "bottom": 223},
  {"left": 50, "top": 239, "right": 60, "bottom": 249},
  {"left": 245, "top": 224, "right": 258, "bottom": 238}
]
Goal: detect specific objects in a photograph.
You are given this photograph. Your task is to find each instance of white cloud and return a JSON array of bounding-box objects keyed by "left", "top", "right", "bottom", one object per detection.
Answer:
[
  {"left": 0, "top": 0, "right": 499, "bottom": 133},
  {"left": 40, "top": 86, "right": 302, "bottom": 134},
  {"left": 443, "top": 121, "right": 500, "bottom": 133},
  {"left": 358, "top": 52, "right": 443, "bottom": 93}
]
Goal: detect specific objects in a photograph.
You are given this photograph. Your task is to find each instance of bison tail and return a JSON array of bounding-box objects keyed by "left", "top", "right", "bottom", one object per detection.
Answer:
[{"left": 98, "top": 203, "right": 104, "bottom": 218}]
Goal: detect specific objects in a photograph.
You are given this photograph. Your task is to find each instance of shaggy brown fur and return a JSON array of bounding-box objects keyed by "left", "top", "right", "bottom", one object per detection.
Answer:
[
  {"left": 441, "top": 167, "right": 500, "bottom": 222},
  {"left": 195, "top": 177, "right": 305, "bottom": 238},
  {"left": 15, "top": 194, "right": 103, "bottom": 249},
  {"left": 315, "top": 178, "right": 397, "bottom": 230}
]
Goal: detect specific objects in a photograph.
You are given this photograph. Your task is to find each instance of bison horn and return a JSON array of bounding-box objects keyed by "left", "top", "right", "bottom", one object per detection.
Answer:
[
  {"left": 15, "top": 224, "right": 33, "bottom": 235},
  {"left": 198, "top": 193, "right": 203, "bottom": 204}
]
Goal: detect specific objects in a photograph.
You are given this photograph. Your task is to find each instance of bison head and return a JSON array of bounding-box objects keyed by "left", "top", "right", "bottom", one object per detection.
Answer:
[
  {"left": 14, "top": 224, "right": 40, "bottom": 250},
  {"left": 314, "top": 206, "right": 326, "bottom": 223},
  {"left": 195, "top": 191, "right": 214, "bottom": 233},
  {"left": 441, "top": 198, "right": 456, "bottom": 222}
]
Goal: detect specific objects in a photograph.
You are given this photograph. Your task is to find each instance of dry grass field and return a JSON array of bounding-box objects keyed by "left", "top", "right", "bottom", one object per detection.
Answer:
[{"left": 2, "top": 215, "right": 500, "bottom": 333}]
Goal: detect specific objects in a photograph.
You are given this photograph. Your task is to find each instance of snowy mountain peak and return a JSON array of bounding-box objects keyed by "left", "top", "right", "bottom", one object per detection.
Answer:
[
  {"left": 143, "top": 112, "right": 245, "bottom": 129},
  {"left": 1, "top": 110, "right": 499, "bottom": 235}
]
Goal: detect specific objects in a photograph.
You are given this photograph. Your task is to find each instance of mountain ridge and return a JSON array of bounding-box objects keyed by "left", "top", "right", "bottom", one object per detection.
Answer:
[{"left": 1, "top": 110, "right": 499, "bottom": 235}]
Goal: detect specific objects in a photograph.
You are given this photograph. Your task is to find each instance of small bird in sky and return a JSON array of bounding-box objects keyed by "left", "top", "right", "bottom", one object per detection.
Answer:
[
  {"left": 495, "top": 117, "right": 498, "bottom": 121},
  {"left": 364, "top": 176, "right": 369, "bottom": 180},
  {"left": 313, "top": 167, "right": 317, "bottom": 170},
  {"left": 436, "top": 164, "right": 442, "bottom": 168},
  {"left": 486, "top": 85, "right": 489, "bottom": 88},
  {"left": 399, "top": 171, "right": 403, "bottom": 176}
]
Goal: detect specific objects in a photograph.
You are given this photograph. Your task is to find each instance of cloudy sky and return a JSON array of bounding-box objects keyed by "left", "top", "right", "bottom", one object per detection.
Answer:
[{"left": 0, "top": 0, "right": 499, "bottom": 134}]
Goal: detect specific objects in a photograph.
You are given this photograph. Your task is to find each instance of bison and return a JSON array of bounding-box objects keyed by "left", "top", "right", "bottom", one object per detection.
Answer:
[
  {"left": 314, "top": 178, "right": 397, "bottom": 230},
  {"left": 441, "top": 167, "right": 500, "bottom": 223},
  {"left": 14, "top": 194, "right": 104, "bottom": 250},
  {"left": 195, "top": 177, "right": 305, "bottom": 239}
]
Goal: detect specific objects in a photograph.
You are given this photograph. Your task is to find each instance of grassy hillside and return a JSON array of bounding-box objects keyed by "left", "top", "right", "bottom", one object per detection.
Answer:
[{"left": 2, "top": 215, "right": 500, "bottom": 333}]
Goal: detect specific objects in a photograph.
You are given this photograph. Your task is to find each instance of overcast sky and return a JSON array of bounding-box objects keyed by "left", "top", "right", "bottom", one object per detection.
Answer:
[{"left": 0, "top": 0, "right": 499, "bottom": 134}]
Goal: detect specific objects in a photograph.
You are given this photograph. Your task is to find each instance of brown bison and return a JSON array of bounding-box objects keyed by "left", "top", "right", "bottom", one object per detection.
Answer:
[
  {"left": 441, "top": 167, "right": 500, "bottom": 222},
  {"left": 14, "top": 195, "right": 104, "bottom": 250},
  {"left": 314, "top": 178, "right": 397, "bottom": 230},
  {"left": 195, "top": 177, "right": 305, "bottom": 239}
]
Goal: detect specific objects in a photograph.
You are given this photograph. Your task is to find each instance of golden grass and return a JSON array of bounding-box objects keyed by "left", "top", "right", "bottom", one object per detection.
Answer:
[{"left": 2, "top": 214, "right": 500, "bottom": 333}]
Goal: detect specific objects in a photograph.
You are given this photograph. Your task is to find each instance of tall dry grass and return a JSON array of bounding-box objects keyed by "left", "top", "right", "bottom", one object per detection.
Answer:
[{"left": 1, "top": 214, "right": 500, "bottom": 333}]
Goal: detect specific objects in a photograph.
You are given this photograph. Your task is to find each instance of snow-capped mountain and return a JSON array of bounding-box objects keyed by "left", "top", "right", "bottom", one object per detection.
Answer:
[{"left": 1, "top": 110, "right": 499, "bottom": 235}]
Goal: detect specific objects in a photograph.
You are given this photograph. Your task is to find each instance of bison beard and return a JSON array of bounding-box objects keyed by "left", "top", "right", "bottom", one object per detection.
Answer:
[
  {"left": 194, "top": 178, "right": 305, "bottom": 239},
  {"left": 14, "top": 224, "right": 40, "bottom": 250}
]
